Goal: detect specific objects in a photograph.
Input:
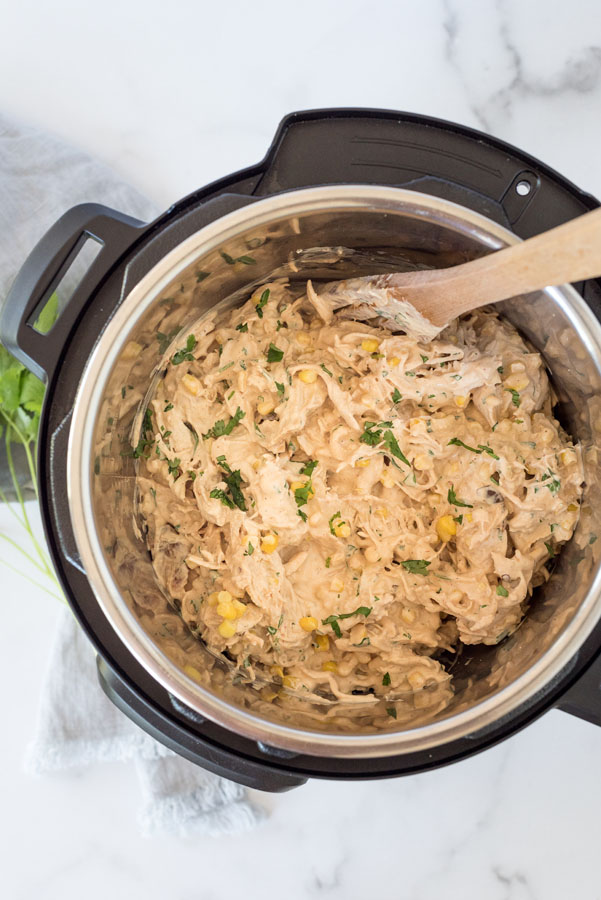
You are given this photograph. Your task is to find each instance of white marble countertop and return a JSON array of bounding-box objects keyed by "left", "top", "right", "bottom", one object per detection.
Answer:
[{"left": 2, "top": 1, "right": 601, "bottom": 897}]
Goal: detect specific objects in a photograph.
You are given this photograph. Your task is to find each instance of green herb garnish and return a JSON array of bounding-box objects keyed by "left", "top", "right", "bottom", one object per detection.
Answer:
[
  {"left": 235, "top": 322, "right": 248, "bottom": 333},
  {"left": 447, "top": 485, "right": 473, "bottom": 508},
  {"left": 382, "top": 672, "right": 391, "bottom": 686},
  {"left": 255, "top": 289, "right": 270, "bottom": 318},
  {"left": 171, "top": 334, "right": 197, "bottom": 365},
  {"left": 505, "top": 387, "right": 521, "bottom": 407},
  {"left": 496, "top": 584, "right": 509, "bottom": 597},
  {"left": 300, "top": 459, "right": 318, "bottom": 476},
  {"left": 210, "top": 457, "right": 247, "bottom": 510},
  {"left": 202, "top": 406, "right": 245, "bottom": 440},
  {"left": 391, "top": 388, "right": 402, "bottom": 403},
  {"left": 266, "top": 343, "right": 284, "bottom": 363},
  {"left": 401, "top": 559, "right": 431, "bottom": 575}
]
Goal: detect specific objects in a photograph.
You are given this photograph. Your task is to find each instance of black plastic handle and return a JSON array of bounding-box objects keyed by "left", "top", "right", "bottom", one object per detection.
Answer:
[
  {"left": 557, "top": 651, "right": 601, "bottom": 728},
  {"left": 0, "top": 203, "right": 146, "bottom": 383},
  {"left": 96, "top": 656, "right": 307, "bottom": 793}
]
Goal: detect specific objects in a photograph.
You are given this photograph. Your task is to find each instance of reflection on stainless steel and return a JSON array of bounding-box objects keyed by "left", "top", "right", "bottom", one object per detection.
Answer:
[{"left": 67, "top": 187, "right": 601, "bottom": 757}]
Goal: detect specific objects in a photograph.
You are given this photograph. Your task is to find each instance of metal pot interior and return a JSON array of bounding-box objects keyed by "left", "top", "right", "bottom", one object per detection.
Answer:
[{"left": 68, "top": 187, "right": 601, "bottom": 757}]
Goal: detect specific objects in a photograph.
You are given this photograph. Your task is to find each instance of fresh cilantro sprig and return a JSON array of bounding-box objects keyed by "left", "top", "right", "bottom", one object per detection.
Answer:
[
  {"left": 359, "top": 421, "right": 410, "bottom": 467},
  {"left": 171, "top": 334, "right": 197, "bottom": 365},
  {"left": 447, "top": 485, "right": 473, "bottom": 508},
  {"left": 322, "top": 606, "right": 372, "bottom": 637},
  {"left": 203, "top": 407, "right": 245, "bottom": 440},
  {"left": 210, "top": 456, "right": 247, "bottom": 511},
  {"left": 401, "top": 559, "right": 431, "bottom": 575}
]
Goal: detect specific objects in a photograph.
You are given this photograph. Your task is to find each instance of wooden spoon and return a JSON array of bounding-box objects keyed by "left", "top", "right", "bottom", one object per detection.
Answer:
[{"left": 317, "top": 206, "right": 601, "bottom": 339}]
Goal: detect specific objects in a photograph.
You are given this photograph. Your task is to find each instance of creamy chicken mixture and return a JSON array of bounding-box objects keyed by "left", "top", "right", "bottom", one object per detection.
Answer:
[{"left": 136, "top": 279, "right": 583, "bottom": 709}]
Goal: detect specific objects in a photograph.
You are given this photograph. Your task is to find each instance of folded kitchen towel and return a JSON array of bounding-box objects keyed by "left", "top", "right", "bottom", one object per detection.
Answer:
[{"left": 1, "top": 112, "right": 263, "bottom": 836}]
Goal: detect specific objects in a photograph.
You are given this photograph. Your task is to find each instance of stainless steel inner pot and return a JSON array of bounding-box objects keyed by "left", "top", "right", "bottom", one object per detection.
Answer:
[{"left": 67, "top": 185, "right": 601, "bottom": 758}]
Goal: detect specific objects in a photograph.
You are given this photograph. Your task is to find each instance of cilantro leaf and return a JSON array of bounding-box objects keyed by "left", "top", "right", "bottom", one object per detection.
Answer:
[
  {"left": 202, "top": 407, "right": 245, "bottom": 440},
  {"left": 401, "top": 559, "right": 431, "bottom": 575},
  {"left": 171, "top": 334, "right": 197, "bottom": 365},
  {"left": 275, "top": 381, "right": 285, "bottom": 397},
  {"left": 505, "top": 387, "right": 521, "bottom": 407},
  {"left": 447, "top": 485, "right": 473, "bottom": 508},
  {"left": 300, "top": 459, "right": 318, "bottom": 476},
  {"left": 382, "top": 430, "right": 410, "bottom": 467},
  {"left": 235, "top": 322, "right": 248, "bottom": 333},
  {"left": 448, "top": 437, "right": 481, "bottom": 454},
  {"left": 211, "top": 457, "right": 247, "bottom": 510},
  {"left": 382, "top": 672, "right": 391, "bottom": 686},
  {"left": 266, "top": 343, "right": 284, "bottom": 363},
  {"left": 496, "top": 584, "right": 509, "bottom": 596},
  {"left": 255, "top": 289, "right": 270, "bottom": 318},
  {"left": 391, "top": 388, "right": 402, "bottom": 403}
]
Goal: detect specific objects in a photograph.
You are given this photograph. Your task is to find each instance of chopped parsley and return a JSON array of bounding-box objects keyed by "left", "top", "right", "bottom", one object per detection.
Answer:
[
  {"left": 325, "top": 556, "right": 331, "bottom": 568},
  {"left": 496, "top": 584, "right": 509, "bottom": 597},
  {"left": 171, "top": 334, "right": 197, "bottom": 365},
  {"left": 164, "top": 402, "right": 174, "bottom": 412},
  {"left": 382, "top": 672, "right": 391, "bottom": 686},
  {"left": 505, "top": 387, "right": 521, "bottom": 407},
  {"left": 235, "top": 322, "right": 248, "bottom": 333},
  {"left": 447, "top": 485, "right": 473, "bottom": 508},
  {"left": 386, "top": 707, "right": 397, "bottom": 719},
  {"left": 196, "top": 270, "right": 210, "bottom": 282},
  {"left": 293, "top": 481, "right": 313, "bottom": 508},
  {"left": 255, "top": 288, "right": 270, "bottom": 318},
  {"left": 220, "top": 250, "right": 256, "bottom": 266},
  {"left": 244, "top": 542, "right": 254, "bottom": 556},
  {"left": 156, "top": 327, "right": 179, "bottom": 355},
  {"left": 132, "top": 407, "right": 154, "bottom": 459},
  {"left": 359, "top": 421, "right": 410, "bottom": 466},
  {"left": 266, "top": 342, "right": 284, "bottom": 363},
  {"left": 202, "top": 406, "right": 245, "bottom": 440},
  {"left": 322, "top": 605, "right": 372, "bottom": 637},
  {"left": 448, "top": 437, "right": 499, "bottom": 460},
  {"left": 544, "top": 541, "right": 556, "bottom": 557},
  {"left": 320, "top": 363, "right": 333, "bottom": 376},
  {"left": 401, "top": 559, "right": 431, "bottom": 575},
  {"left": 300, "top": 459, "right": 318, "bottom": 476},
  {"left": 210, "top": 456, "right": 247, "bottom": 511},
  {"left": 391, "top": 387, "right": 402, "bottom": 403},
  {"left": 329, "top": 511, "right": 342, "bottom": 535},
  {"left": 167, "top": 457, "right": 181, "bottom": 480},
  {"left": 275, "top": 381, "right": 285, "bottom": 397},
  {"left": 297, "top": 509, "right": 308, "bottom": 522},
  {"left": 453, "top": 514, "right": 463, "bottom": 525}
]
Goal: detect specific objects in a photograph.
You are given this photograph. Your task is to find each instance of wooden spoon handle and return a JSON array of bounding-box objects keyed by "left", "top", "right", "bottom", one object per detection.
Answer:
[{"left": 399, "top": 205, "right": 601, "bottom": 325}]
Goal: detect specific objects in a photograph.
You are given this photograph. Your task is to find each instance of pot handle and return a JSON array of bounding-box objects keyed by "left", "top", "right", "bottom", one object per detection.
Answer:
[
  {"left": 0, "top": 203, "right": 146, "bottom": 383},
  {"left": 557, "top": 651, "right": 601, "bottom": 727},
  {"left": 96, "top": 656, "right": 308, "bottom": 793}
]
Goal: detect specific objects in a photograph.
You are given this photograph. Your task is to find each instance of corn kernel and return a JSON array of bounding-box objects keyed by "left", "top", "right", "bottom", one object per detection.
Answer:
[
  {"left": 413, "top": 453, "right": 432, "bottom": 471},
  {"left": 261, "top": 533, "right": 279, "bottom": 554},
  {"left": 298, "top": 369, "right": 317, "bottom": 384},
  {"left": 207, "top": 591, "right": 220, "bottom": 606},
  {"left": 217, "top": 590, "right": 232, "bottom": 604},
  {"left": 389, "top": 357, "right": 400, "bottom": 367},
  {"left": 355, "top": 457, "right": 371, "bottom": 468},
  {"left": 454, "top": 395, "right": 468, "bottom": 408},
  {"left": 329, "top": 577, "right": 344, "bottom": 592},
  {"left": 261, "top": 687, "right": 278, "bottom": 702},
  {"left": 233, "top": 599, "right": 247, "bottom": 618},
  {"left": 217, "top": 598, "right": 237, "bottom": 620},
  {"left": 282, "top": 675, "right": 297, "bottom": 689},
  {"left": 181, "top": 374, "right": 201, "bottom": 396},
  {"left": 322, "top": 660, "right": 338, "bottom": 673},
  {"left": 348, "top": 552, "right": 364, "bottom": 571},
  {"left": 559, "top": 448, "right": 577, "bottom": 466},
  {"left": 291, "top": 480, "right": 315, "bottom": 500},
  {"left": 296, "top": 331, "right": 312, "bottom": 346},
  {"left": 270, "top": 665, "right": 284, "bottom": 679},
  {"left": 448, "top": 335, "right": 458, "bottom": 344},
  {"left": 314, "top": 634, "right": 330, "bottom": 651},
  {"left": 361, "top": 338, "right": 380, "bottom": 353},
  {"left": 505, "top": 374, "right": 530, "bottom": 391},
  {"left": 407, "top": 669, "right": 426, "bottom": 690},
  {"left": 401, "top": 607, "right": 416, "bottom": 625},
  {"left": 299, "top": 616, "right": 318, "bottom": 632},
  {"left": 436, "top": 515, "right": 457, "bottom": 542},
  {"left": 465, "top": 512, "right": 473, "bottom": 523},
  {"left": 364, "top": 546, "right": 381, "bottom": 563},
  {"left": 334, "top": 522, "right": 351, "bottom": 538},
  {"left": 380, "top": 472, "right": 395, "bottom": 488},
  {"left": 122, "top": 340, "right": 142, "bottom": 360},
  {"left": 185, "top": 555, "right": 202, "bottom": 569},
  {"left": 183, "top": 664, "right": 202, "bottom": 682},
  {"left": 218, "top": 620, "right": 237, "bottom": 638},
  {"left": 252, "top": 459, "right": 262, "bottom": 471},
  {"left": 375, "top": 507, "right": 389, "bottom": 518},
  {"left": 568, "top": 503, "right": 579, "bottom": 512},
  {"left": 257, "top": 399, "right": 275, "bottom": 416}
]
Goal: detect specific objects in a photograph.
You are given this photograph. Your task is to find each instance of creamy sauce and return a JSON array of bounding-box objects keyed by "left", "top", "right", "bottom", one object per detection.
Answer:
[{"left": 136, "top": 279, "right": 583, "bottom": 710}]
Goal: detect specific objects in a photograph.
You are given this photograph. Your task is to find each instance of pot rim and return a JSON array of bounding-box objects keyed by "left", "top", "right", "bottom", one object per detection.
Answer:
[{"left": 67, "top": 184, "right": 601, "bottom": 757}]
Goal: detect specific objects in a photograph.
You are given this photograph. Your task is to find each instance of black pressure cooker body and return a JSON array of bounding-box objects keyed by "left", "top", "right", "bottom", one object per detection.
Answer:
[{"left": 4, "top": 109, "right": 601, "bottom": 792}]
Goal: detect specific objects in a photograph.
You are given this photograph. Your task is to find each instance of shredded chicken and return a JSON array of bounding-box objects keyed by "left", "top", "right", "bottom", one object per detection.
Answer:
[{"left": 135, "top": 279, "right": 583, "bottom": 711}]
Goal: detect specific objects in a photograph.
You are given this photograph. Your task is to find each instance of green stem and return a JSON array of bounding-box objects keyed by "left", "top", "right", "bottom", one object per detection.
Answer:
[
  {"left": 4, "top": 430, "right": 57, "bottom": 585},
  {"left": 0, "top": 554, "right": 63, "bottom": 603},
  {"left": 0, "top": 531, "right": 50, "bottom": 575},
  {"left": 0, "top": 410, "right": 38, "bottom": 496}
]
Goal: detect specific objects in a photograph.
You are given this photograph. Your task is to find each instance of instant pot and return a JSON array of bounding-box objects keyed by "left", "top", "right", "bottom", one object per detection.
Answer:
[{"left": 3, "top": 109, "right": 601, "bottom": 792}]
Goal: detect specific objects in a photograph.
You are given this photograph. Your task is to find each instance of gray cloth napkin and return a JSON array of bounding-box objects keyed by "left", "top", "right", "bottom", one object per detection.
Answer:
[{"left": 1, "top": 112, "right": 263, "bottom": 836}]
